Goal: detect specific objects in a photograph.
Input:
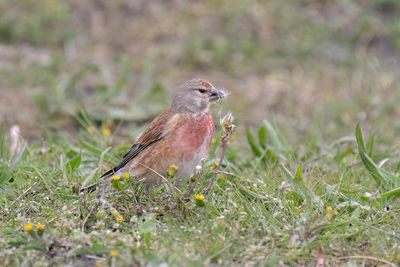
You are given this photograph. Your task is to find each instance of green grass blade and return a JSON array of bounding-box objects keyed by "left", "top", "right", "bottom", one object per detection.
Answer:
[
  {"left": 366, "top": 134, "right": 376, "bottom": 158},
  {"left": 246, "top": 128, "right": 262, "bottom": 157},
  {"left": 355, "top": 124, "right": 366, "bottom": 153},
  {"left": 258, "top": 127, "right": 267, "bottom": 149},
  {"left": 65, "top": 154, "right": 81, "bottom": 174},
  {"left": 355, "top": 124, "right": 385, "bottom": 186},
  {"left": 264, "top": 120, "right": 286, "bottom": 153},
  {"left": 265, "top": 148, "right": 280, "bottom": 164},
  {"left": 380, "top": 187, "right": 400, "bottom": 201},
  {"left": 294, "top": 164, "right": 303, "bottom": 184}
]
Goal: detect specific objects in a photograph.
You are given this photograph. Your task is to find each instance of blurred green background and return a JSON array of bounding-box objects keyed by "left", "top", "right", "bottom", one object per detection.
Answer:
[{"left": 0, "top": 0, "right": 399, "bottom": 144}]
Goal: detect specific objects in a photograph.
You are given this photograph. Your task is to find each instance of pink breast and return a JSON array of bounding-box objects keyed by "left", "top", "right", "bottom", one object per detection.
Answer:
[{"left": 178, "top": 115, "right": 215, "bottom": 151}]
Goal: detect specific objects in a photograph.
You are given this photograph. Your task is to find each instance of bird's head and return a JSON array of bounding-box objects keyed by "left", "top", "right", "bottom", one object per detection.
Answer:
[{"left": 172, "top": 79, "right": 227, "bottom": 114}]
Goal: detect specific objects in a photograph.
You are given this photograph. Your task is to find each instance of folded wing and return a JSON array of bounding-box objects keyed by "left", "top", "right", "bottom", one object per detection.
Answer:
[{"left": 100, "top": 109, "right": 175, "bottom": 178}]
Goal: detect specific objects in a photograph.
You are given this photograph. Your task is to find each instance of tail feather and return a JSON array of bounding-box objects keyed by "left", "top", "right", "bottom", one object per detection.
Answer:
[
  {"left": 99, "top": 167, "right": 116, "bottom": 179},
  {"left": 80, "top": 168, "right": 115, "bottom": 193}
]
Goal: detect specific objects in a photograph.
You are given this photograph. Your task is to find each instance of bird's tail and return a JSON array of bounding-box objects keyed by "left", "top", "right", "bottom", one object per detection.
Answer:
[{"left": 79, "top": 167, "right": 116, "bottom": 193}]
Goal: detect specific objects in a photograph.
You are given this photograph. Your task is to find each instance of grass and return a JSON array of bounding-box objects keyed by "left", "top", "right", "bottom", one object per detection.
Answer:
[
  {"left": 0, "top": 117, "right": 399, "bottom": 266},
  {"left": 1, "top": 0, "right": 400, "bottom": 266}
]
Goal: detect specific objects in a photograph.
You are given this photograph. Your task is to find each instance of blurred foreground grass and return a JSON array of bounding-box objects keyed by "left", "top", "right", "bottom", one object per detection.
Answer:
[{"left": 1, "top": 0, "right": 400, "bottom": 266}]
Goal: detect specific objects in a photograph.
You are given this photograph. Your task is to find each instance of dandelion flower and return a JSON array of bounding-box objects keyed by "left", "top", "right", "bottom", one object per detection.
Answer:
[
  {"left": 116, "top": 215, "right": 124, "bottom": 223},
  {"left": 110, "top": 250, "right": 119, "bottom": 257},
  {"left": 123, "top": 172, "right": 130, "bottom": 179},
  {"left": 37, "top": 223, "right": 45, "bottom": 231},
  {"left": 102, "top": 128, "right": 111, "bottom": 138},
  {"left": 24, "top": 223, "right": 33, "bottom": 232},
  {"left": 167, "top": 164, "right": 178, "bottom": 177},
  {"left": 195, "top": 194, "right": 205, "bottom": 201},
  {"left": 325, "top": 206, "right": 338, "bottom": 220},
  {"left": 194, "top": 194, "right": 205, "bottom": 207},
  {"left": 209, "top": 161, "right": 219, "bottom": 172},
  {"left": 112, "top": 175, "right": 121, "bottom": 181}
]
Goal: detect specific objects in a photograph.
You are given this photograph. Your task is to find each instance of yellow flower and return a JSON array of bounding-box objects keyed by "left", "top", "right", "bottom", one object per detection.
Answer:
[
  {"left": 194, "top": 194, "right": 205, "bottom": 207},
  {"left": 112, "top": 175, "right": 121, "bottom": 181},
  {"left": 24, "top": 223, "right": 33, "bottom": 232},
  {"left": 123, "top": 172, "right": 130, "bottom": 179},
  {"left": 37, "top": 223, "right": 45, "bottom": 231},
  {"left": 110, "top": 250, "right": 119, "bottom": 257},
  {"left": 325, "top": 206, "right": 338, "bottom": 220},
  {"left": 102, "top": 128, "right": 111, "bottom": 138},
  {"left": 209, "top": 161, "right": 219, "bottom": 172},
  {"left": 195, "top": 194, "right": 205, "bottom": 201},
  {"left": 167, "top": 164, "right": 178, "bottom": 177},
  {"left": 116, "top": 215, "right": 124, "bottom": 223}
]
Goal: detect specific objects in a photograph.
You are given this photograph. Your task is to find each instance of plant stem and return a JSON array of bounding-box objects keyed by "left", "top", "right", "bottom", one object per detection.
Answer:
[{"left": 204, "top": 147, "right": 226, "bottom": 196}]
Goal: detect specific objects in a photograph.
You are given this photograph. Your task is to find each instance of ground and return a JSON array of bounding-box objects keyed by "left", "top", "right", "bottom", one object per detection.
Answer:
[{"left": 0, "top": 1, "right": 399, "bottom": 266}]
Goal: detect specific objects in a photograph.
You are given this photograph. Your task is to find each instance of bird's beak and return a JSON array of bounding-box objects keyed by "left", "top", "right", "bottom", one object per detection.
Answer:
[{"left": 209, "top": 88, "right": 227, "bottom": 102}]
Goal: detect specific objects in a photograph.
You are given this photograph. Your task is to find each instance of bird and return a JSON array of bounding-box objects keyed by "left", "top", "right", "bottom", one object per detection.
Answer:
[{"left": 93, "top": 79, "right": 226, "bottom": 190}]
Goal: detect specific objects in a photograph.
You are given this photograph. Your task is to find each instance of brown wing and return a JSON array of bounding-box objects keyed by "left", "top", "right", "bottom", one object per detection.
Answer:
[{"left": 100, "top": 109, "right": 176, "bottom": 178}]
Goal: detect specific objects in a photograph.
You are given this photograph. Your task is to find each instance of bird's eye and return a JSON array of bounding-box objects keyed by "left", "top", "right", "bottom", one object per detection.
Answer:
[{"left": 198, "top": 89, "right": 207, "bottom": 93}]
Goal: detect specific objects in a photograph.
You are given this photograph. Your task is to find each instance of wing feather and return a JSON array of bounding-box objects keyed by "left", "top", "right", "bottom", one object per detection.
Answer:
[{"left": 100, "top": 109, "right": 176, "bottom": 178}]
